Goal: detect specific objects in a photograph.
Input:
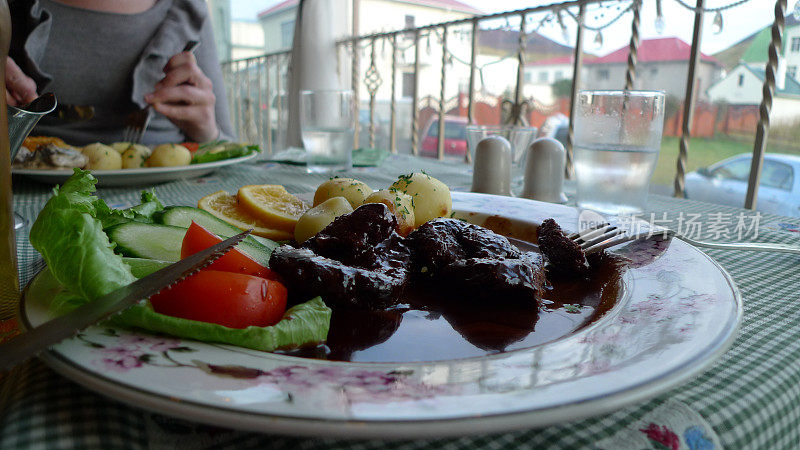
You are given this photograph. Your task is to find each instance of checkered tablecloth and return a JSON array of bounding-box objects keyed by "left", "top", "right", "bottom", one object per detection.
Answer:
[{"left": 2, "top": 155, "right": 800, "bottom": 449}]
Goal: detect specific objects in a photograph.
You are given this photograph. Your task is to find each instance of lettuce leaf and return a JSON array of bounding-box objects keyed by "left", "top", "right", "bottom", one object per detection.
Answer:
[
  {"left": 29, "top": 169, "right": 137, "bottom": 302},
  {"left": 115, "top": 257, "right": 331, "bottom": 351},
  {"left": 114, "top": 298, "right": 330, "bottom": 352},
  {"left": 30, "top": 170, "right": 330, "bottom": 351},
  {"left": 191, "top": 142, "right": 259, "bottom": 164}
]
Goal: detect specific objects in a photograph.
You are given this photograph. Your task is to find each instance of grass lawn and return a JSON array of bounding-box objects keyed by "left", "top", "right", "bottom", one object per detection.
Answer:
[{"left": 651, "top": 136, "right": 800, "bottom": 187}]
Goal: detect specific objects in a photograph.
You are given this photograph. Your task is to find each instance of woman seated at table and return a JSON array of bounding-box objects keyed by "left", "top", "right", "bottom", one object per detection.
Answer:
[{"left": 4, "top": 0, "right": 235, "bottom": 146}]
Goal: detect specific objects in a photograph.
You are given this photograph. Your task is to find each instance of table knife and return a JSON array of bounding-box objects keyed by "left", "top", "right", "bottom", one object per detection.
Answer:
[{"left": 0, "top": 230, "right": 250, "bottom": 372}]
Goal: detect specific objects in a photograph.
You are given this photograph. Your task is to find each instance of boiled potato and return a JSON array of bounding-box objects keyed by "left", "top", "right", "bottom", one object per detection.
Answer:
[
  {"left": 364, "top": 189, "right": 415, "bottom": 236},
  {"left": 294, "top": 197, "right": 353, "bottom": 243},
  {"left": 120, "top": 145, "right": 151, "bottom": 169},
  {"left": 82, "top": 143, "right": 122, "bottom": 170},
  {"left": 113, "top": 142, "right": 151, "bottom": 156},
  {"left": 313, "top": 178, "right": 372, "bottom": 208},
  {"left": 146, "top": 143, "right": 191, "bottom": 167},
  {"left": 390, "top": 172, "right": 452, "bottom": 227},
  {"left": 111, "top": 142, "right": 132, "bottom": 153}
]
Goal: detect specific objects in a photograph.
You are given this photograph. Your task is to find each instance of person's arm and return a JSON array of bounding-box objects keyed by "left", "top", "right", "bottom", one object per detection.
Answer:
[
  {"left": 194, "top": 19, "right": 235, "bottom": 141},
  {"left": 144, "top": 18, "right": 235, "bottom": 142},
  {"left": 5, "top": 56, "right": 37, "bottom": 107}
]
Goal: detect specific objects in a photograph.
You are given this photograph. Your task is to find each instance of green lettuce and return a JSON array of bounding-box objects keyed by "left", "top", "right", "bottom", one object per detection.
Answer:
[
  {"left": 191, "top": 142, "right": 259, "bottom": 164},
  {"left": 29, "top": 169, "right": 137, "bottom": 302},
  {"left": 29, "top": 170, "right": 330, "bottom": 351},
  {"left": 115, "top": 297, "right": 330, "bottom": 352},
  {"left": 95, "top": 189, "right": 164, "bottom": 229}
]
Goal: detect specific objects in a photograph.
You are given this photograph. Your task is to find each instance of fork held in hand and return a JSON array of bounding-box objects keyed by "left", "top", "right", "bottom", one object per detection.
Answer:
[
  {"left": 570, "top": 223, "right": 800, "bottom": 255},
  {"left": 121, "top": 40, "right": 200, "bottom": 144}
]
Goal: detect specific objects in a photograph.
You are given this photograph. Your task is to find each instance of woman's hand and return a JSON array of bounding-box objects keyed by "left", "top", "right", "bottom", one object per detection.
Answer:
[
  {"left": 5, "top": 57, "right": 38, "bottom": 107},
  {"left": 145, "top": 51, "right": 219, "bottom": 142}
]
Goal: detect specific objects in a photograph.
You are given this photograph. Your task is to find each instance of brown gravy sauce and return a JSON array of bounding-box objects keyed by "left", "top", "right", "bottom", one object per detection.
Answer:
[{"left": 279, "top": 235, "right": 624, "bottom": 363}]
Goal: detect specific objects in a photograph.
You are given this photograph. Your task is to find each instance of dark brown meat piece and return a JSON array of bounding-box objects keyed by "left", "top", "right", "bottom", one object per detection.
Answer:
[
  {"left": 269, "top": 240, "right": 409, "bottom": 309},
  {"left": 537, "top": 218, "right": 589, "bottom": 275},
  {"left": 269, "top": 203, "right": 411, "bottom": 310},
  {"left": 406, "top": 218, "right": 520, "bottom": 275},
  {"left": 305, "top": 203, "right": 398, "bottom": 267},
  {"left": 439, "top": 252, "right": 545, "bottom": 306},
  {"left": 406, "top": 218, "right": 544, "bottom": 307}
]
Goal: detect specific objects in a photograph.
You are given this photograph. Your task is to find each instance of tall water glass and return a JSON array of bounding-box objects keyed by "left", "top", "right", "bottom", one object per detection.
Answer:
[
  {"left": 573, "top": 90, "right": 665, "bottom": 215},
  {"left": 300, "top": 90, "right": 354, "bottom": 173}
]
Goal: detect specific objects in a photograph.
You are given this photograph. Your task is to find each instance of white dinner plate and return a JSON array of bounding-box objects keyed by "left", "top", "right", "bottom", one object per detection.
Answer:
[
  {"left": 19, "top": 192, "right": 742, "bottom": 439},
  {"left": 12, "top": 152, "right": 258, "bottom": 187}
]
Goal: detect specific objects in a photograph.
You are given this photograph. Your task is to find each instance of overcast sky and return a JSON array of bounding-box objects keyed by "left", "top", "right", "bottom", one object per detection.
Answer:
[{"left": 232, "top": 0, "right": 778, "bottom": 55}]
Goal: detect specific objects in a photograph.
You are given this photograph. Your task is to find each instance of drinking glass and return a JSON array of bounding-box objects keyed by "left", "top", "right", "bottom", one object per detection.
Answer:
[
  {"left": 7, "top": 93, "right": 57, "bottom": 229},
  {"left": 300, "top": 90, "right": 354, "bottom": 173},
  {"left": 466, "top": 125, "right": 537, "bottom": 183},
  {"left": 573, "top": 90, "right": 665, "bottom": 215}
]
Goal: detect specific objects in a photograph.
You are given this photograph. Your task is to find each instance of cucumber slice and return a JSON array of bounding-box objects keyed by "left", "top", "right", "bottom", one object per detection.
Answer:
[
  {"left": 108, "top": 222, "right": 274, "bottom": 264},
  {"left": 155, "top": 206, "right": 278, "bottom": 250}
]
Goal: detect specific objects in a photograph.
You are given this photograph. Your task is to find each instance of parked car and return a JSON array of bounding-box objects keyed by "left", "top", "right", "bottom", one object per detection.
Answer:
[
  {"left": 685, "top": 153, "right": 800, "bottom": 217},
  {"left": 420, "top": 115, "right": 468, "bottom": 158}
]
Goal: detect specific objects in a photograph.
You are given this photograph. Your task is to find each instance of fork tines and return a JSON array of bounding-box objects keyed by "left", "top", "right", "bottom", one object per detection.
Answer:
[
  {"left": 121, "top": 107, "right": 153, "bottom": 144},
  {"left": 570, "top": 222, "right": 626, "bottom": 254}
]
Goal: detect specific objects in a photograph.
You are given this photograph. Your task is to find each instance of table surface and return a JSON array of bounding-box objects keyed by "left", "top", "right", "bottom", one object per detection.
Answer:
[{"left": 3, "top": 155, "right": 800, "bottom": 449}]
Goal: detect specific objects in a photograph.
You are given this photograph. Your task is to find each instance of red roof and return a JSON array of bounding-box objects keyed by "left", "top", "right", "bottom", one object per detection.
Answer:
[
  {"left": 586, "top": 37, "right": 719, "bottom": 65},
  {"left": 258, "top": 0, "right": 481, "bottom": 18}
]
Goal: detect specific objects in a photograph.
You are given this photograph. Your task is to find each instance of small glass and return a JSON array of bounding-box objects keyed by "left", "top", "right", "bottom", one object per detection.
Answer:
[
  {"left": 300, "top": 90, "right": 354, "bottom": 173},
  {"left": 466, "top": 125, "right": 537, "bottom": 182},
  {"left": 8, "top": 93, "right": 57, "bottom": 229},
  {"left": 573, "top": 90, "right": 665, "bottom": 215}
]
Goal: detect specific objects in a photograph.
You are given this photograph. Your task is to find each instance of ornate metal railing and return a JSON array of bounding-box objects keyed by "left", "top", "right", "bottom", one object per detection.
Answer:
[{"left": 221, "top": 0, "right": 784, "bottom": 211}]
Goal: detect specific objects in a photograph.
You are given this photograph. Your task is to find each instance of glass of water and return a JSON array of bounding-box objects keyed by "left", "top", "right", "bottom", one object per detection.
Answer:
[
  {"left": 300, "top": 90, "right": 354, "bottom": 173},
  {"left": 573, "top": 90, "right": 665, "bottom": 215}
]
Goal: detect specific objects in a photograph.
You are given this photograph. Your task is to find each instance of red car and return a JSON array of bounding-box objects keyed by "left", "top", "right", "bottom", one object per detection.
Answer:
[{"left": 420, "top": 116, "right": 468, "bottom": 158}]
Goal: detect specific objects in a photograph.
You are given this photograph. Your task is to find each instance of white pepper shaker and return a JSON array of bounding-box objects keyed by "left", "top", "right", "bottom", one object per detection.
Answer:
[
  {"left": 520, "top": 137, "right": 568, "bottom": 203},
  {"left": 471, "top": 136, "right": 512, "bottom": 196}
]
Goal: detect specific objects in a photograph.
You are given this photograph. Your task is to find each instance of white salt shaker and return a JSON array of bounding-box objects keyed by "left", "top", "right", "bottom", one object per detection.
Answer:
[
  {"left": 520, "top": 137, "right": 568, "bottom": 203},
  {"left": 471, "top": 136, "right": 512, "bottom": 196}
]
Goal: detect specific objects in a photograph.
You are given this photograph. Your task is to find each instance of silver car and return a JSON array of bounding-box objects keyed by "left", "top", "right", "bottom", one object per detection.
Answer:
[{"left": 684, "top": 153, "right": 800, "bottom": 217}]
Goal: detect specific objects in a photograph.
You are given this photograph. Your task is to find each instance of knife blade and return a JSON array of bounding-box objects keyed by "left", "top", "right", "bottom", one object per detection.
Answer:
[{"left": 0, "top": 230, "right": 250, "bottom": 372}]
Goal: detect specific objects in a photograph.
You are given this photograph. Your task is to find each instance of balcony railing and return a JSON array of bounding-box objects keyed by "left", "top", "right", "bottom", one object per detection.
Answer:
[{"left": 221, "top": 0, "right": 787, "bottom": 211}]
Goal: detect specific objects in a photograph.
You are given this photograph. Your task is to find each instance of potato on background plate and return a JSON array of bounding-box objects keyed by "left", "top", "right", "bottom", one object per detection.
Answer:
[
  {"left": 147, "top": 144, "right": 192, "bottom": 167},
  {"left": 82, "top": 143, "right": 122, "bottom": 170}
]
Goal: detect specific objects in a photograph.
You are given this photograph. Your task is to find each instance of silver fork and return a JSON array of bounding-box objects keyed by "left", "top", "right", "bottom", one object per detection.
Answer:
[
  {"left": 569, "top": 223, "right": 800, "bottom": 255},
  {"left": 121, "top": 40, "right": 200, "bottom": 143}
]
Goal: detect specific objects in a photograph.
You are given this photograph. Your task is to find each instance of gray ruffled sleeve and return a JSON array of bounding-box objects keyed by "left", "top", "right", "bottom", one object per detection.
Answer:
[
  {"left": 9, "top": 0, "right": 53, "bottom": 89},
  {"left": 131, "top": 0, "right": 235, "bottom": 141}
]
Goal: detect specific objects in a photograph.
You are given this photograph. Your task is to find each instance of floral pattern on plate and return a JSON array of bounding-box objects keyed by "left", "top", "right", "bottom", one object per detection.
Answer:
[{"left": 21, "top": 192, "right": 742, "bottom": 438}]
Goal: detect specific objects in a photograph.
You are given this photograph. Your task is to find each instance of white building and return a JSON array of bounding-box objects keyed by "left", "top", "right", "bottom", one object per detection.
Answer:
[
  {"left": 230, "top": 20, "right": 266, "bottom": 60},
  {"left": 707, "top": 62, "right": 800, "bottom": 123},
  {"left": 707, "top": 20, "right": 800, "bottom": 124},
  {"left": 523, "top": 55, "right": 592, "bottom": 104},
  {"left": 583, "top": 37, "right": 722, "bottom": 101},
  {"left": 257, "top": 0, "right": 482, "bottom": 104}
]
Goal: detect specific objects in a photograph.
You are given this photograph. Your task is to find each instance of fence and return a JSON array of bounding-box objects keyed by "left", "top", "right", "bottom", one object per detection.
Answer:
[{"left": 221, "top": 0, "right": 788, "bottom": 210}]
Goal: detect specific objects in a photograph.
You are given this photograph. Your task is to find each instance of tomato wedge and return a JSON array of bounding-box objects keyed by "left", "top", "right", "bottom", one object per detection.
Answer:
[
  {"left": 181, "top": 142, "right": 200, "bottom": 152},
  {"left": 181, "top": 221, "right": 280, "bottom": 280},
  {"left": 150, "top": 270, "right": 287, "bottom": 328}
]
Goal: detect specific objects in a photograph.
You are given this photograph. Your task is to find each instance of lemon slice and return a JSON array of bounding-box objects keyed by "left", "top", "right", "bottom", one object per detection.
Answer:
[
  {"left": 198, "top": 190, "right": 294, "bottom": 241},
  {"left": 237, "top": 184, "right": 309, "bottom": 232}
]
